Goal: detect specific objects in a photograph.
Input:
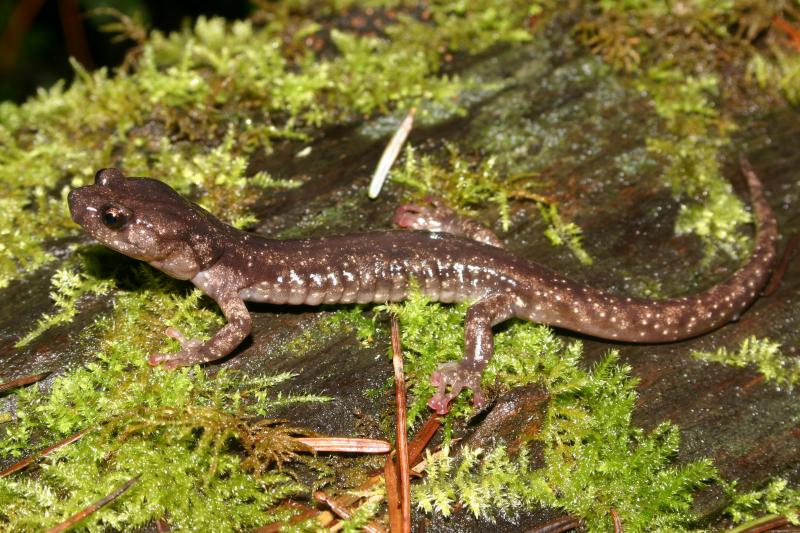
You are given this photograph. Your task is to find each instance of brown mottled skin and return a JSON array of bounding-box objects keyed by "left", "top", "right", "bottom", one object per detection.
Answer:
[{"left": 68, "top": 159, "right": 777, "bottom": 414}]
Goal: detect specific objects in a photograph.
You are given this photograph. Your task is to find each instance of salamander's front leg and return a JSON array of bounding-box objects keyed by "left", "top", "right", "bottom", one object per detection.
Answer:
[
  {"left": 428, "top": 294, "right": 514, "bottom": 414},
  {"left": 393, "top": 198, "right": 505, "bottom": 248},
  {"left": 148, "top": 295, "right": 251, "bottom": 369}
]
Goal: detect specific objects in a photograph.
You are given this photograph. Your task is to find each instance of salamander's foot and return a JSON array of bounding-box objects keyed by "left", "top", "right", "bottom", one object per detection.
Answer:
[
  {"left": 147, "top": 327, "right": 208, "bottom": 369},
  {"left": 393, "top": 198, "right": 504, "bottom": 248},
  {"left": 392, "top": 197, "right": 455, "bottom": 233},
  {"left": 427, "top": 361, "right": 485, "bottom": 415}
]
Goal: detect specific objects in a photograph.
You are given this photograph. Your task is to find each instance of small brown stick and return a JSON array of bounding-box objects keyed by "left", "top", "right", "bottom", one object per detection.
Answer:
[
  {"left": 295, "top": 437, "right": 391, "bottom": 454},
  {"left": 313, "top": 491, "right": 388, "bottom": 533},
  {"left": 524, "top": 514, "right": 582, "bottom": 533},
  {"left": 0, "top": 371, "right": 50, "bottom": 394},
  {"left": 734, "top": 514, "right": 791, "bottom": 533},
  {"left": 611, "top": 507, "right": 623, "bottom": 533},
  {"left": 773, "top": 16, "right": 800, "bottom": 52},
  {"left": 369, "top": 413, "right": 440, "bottom": 479},
  {"left": 384, "top": 451, "right": 403, "bottom": 533},
  {"left": 509, "top": 190, "right": 558, "bottom": 205},
  {"left": 368, "top": 107, "right": 416, "bottom": 199},
  {"left": 44, "top": 474, "right": 140, "bottom": 533},
  {"left": 762, "top": 233, "right": 800, "bottom": 296},
  {"left": 0, "top": 428, "right": 86, "bottom": 478},
  {"left": 407, "top": 414, "right": 441, "bottom": 466},
  {"left": 391, "top": 316, "right": 412, "bottom": 533}
]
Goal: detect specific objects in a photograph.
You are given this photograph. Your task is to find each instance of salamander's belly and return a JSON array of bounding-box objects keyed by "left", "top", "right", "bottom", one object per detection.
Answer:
[{"left": 237, "top": 255, "right": 500, "bottom": 306}]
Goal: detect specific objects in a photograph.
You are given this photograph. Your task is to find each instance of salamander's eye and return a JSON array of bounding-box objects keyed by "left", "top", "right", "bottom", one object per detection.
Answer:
[{"left": 100, "top": 205, "right": 129, "bottom": 230}]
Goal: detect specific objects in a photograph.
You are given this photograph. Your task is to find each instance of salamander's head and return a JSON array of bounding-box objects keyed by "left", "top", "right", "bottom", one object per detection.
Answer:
[{"left": 68, "top": 168, "right": 225, "bottom": 279}]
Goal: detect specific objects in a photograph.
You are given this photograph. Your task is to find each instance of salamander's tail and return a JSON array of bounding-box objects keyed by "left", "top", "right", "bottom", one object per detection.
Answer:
[
  {"left": 534, "top": 156, "right": 779, "bottom": 343},
  {"left": 739, "top": 156, "right": 778, "bottom": 250},
  {"left": 654, "top": 156, "right": 778, "bottom": 339}
]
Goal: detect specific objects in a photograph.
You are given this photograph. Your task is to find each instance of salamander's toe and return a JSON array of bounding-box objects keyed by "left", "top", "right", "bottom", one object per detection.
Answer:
[
  {"left": 392, "top": 197, "right": 456, "bottom": 232},
  {"left": 427, "top": 362, "right": 485, "bottom": 414}
]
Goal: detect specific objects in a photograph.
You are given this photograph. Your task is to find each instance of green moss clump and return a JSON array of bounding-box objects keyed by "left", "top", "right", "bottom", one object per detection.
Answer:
[
  {"left": 15, "top": 259, "right": 115, "bottom": 348},
  {"left": 571, "top": 0, "right": 797, "bottom": 84},
  {"left": 415, "top": 443, "right": 550, "bottom": 519},
  {"left": 692, "top": 336, "right": 800, "bottom": 388},
  {"left": 537, "top": 202, "right": 593, "bottom": 265},
  {"left": 566, "top": 2, "right": 799, "bottom": 265},
  {"left": 381, "top": 289, "right": 712, "bottom": 528},
  {"left": 0, "top": 260, "right": 329, "bottom": 531},
  {"left": 377, "top": 290, "right": 473, "bottom": 428},
  {"left": 0, "top": 363, "right": 321, "bottom": 530},
  {"left": 390, "top": 144, "right": 515, "bottom": 230},
  {"left": 539, "top": 354, "right": 715, "bottom": 531},
  {"left": 642, "top": 68, "right": 752, "bottom": 263},
  {"left": 380, "top": 289, "right": 592, "bottom": 427},
  {"left": 724, "top": 478, "right": 800, "bottom": 529},
  {"left": 386, "top": 290, "right": 798, "bottom": 529},
  {"left": 409, "top": 323, "right": 716, "bottom": 530},
  {"left": 748, "top": 46, "right": 800, "bottom": 104},
  {"left": 390, "top": 144, "right": 592, "bottom": 264}
]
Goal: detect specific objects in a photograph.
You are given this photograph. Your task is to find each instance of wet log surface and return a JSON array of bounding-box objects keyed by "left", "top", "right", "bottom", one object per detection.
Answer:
[{"left": 1, "top": 29, "right": 799, "bottom": 531}]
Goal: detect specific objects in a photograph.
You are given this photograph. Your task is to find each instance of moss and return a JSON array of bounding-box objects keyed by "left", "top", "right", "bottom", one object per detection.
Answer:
[
  {"left": 567, "top": 2, "right": 799, "bottom": 265},
  {"left": 390, "top": 144, "right": 514, "bottom": 230},
  {"left": 537, "top": 202, "right": 593, "bottom": 265},
  {"left": 379, "top": 289, "right": 713, "bottom": 528},
  {"left": 384, "top": 289, "right": 798, "bottom": 529},
  {"left": 571, "top": 0, "right": 797, "bottom": 86},
  {"left": 642, "top": 67, "right": 751, "bottom": 264},
  {"left": 539, "top": 354, "right": 716, "bottom": 531},
  {"left": 415, "top": 443, "right": 551, "bottom": 519},
  {"left": 409, "top": 326, "right": 716, "bottom": 529},
  {"left": 0, "top": 362, "right": 321, "bottom": 530},
  {"left": 0, "top": 426, "right": 304, "bottom": 532},
  {"left": 389, "top": 144, "right": 592, "bottom": 264},
  {"left": 0, "top": 258, "right": 329, "bottom": 531},
  {"left": 15, "top": 256, "right": 115, "bottom": 348},
  {"left": 724, "top": 478, "right": 800, "bottom": 529},
  {"left": 692, "top": 336, "right": 800, "bottom": 388},
  {"left": 748, "top": 48, "right": 800, "bottom": 105}
]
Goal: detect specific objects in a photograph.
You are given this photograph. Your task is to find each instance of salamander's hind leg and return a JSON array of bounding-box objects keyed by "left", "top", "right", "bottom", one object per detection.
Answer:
[
  {"left": 393, "top": 198, "right": 504, "bottom": 248},
  {"left": 428, "top": 294, "right": 515, "bottom": 414}
]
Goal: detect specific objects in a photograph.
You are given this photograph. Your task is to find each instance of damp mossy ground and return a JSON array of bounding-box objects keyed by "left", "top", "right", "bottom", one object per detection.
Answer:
[
  {"left": 692, "top": 336, "right": 800, "bottom": 388},
  {"left": 385, "top": 291, "right": 716, "bottom": 530},
  {"left": 1, "top": 0, "right": 799, "bottom": 531},
  {"left": 0, "top": 3, "right": 544, "bottom": 529},
  {"left": 0, "top": 259, "right": 330, "bottom": 531},
  {"left": 386, "top": 290, "right": 799, "bottom": 531}
]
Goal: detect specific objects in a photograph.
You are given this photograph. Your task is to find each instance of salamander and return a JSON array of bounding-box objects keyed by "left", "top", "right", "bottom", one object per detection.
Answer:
[{"left": 67, "top": 158, "right": 777, "bottom": 414}]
